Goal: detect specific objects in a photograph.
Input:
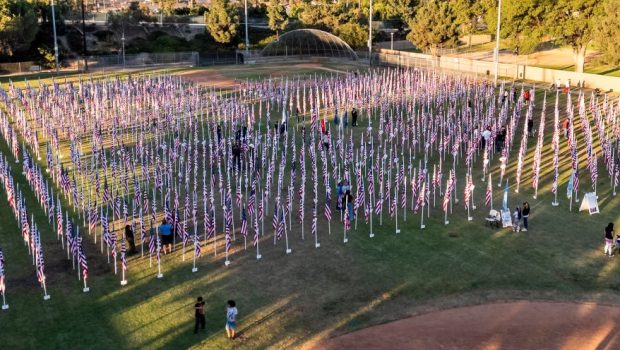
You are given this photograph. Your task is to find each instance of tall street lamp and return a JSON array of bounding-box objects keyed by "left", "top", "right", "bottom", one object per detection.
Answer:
[
  {"left": 493, "top": 0, "right": 502, "bottom": 86},
  {"left": 368, "top": 0, "right": 373, "bottom": 66},
  {"left": 244, "top": 0, "right": 249, "bottom": 53},
  {"left": 80, "top": 0, "right": 88, "bottom": 71},
  {"left": 51, "top": 0, "right": 60, "bottom": 72}
]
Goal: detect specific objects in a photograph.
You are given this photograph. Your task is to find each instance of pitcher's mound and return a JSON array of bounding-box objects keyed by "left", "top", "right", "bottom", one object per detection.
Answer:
[{"left": 313, "top": 301, "right": 620, "bottom": 350}]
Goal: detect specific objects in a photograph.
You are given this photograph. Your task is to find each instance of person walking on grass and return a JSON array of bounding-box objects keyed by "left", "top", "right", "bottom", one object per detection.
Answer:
[
  {"left": 194, "top": 297, "right": 206, "bottom": 334},
  {"left": 604, "top": 223, "right": 615, "bottom": 257},
  {"left": 521, "top": 202, "right": 530, "bottom": 231},
  {"left": 225, "top": 300, "right": 238, "bottom": 340}
]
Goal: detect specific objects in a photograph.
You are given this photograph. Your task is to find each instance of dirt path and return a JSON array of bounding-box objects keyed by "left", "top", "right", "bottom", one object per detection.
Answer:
[
  {"left": 312, "top": 301, "right": 620, "bottom": 350},
  {"left": 177, "top": 70, "right": 236, "bottom": 89}
]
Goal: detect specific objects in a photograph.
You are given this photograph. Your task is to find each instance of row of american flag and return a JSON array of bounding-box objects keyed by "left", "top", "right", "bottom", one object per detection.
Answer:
[{"left": 0, "top": 68, "right": 618, "bottom": 304}]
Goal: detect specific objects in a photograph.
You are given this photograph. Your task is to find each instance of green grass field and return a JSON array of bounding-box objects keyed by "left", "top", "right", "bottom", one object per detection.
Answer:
[{"left": 0, "top": 64, "right": 620, "bottom": 350}]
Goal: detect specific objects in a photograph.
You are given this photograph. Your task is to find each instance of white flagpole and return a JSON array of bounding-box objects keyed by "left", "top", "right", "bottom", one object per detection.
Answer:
[{"left": 2, "top": 287, "right": 9, "bottom": 309}]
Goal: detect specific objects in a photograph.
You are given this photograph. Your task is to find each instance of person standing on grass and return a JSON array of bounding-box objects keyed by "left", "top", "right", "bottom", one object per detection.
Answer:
[
  {"left": 527, "top": 117, "right": 534, "bottom": 137},
  {"left": 521, "top": 202, "right": 530, "bottom": 231},
  {"left": 351, "top": 107, "right": 358, "bottom": 126},
  {"left": 159, "top": 219, "right": 173, "bottom": 254},
  {"left": 225, "top": 300, "right": 238, "bottom": 340},
  {"left": 512, "top": 206, "right": 521, "bottom": 232},
  {"left": 562, "top": 118, "right": 570, "bottom": 139},
  {"left": 604, "top": 223, "right": 615, "bottom": 257},
  {"left": 125, "top": 225, "right": 137, "bottom": 255},
  {"left": 194, "top": 297, "right": 206, "bottom": 334}
]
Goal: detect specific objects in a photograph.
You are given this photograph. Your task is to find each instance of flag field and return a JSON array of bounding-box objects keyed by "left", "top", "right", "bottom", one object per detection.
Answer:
[{"left": 0, "top": 64, "right": 619, "bottom": 349}]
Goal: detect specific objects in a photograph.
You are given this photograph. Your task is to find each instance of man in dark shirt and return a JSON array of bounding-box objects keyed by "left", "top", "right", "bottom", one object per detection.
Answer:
[{"left": 194, "top": 297, "right": 206, "bottom": 334}]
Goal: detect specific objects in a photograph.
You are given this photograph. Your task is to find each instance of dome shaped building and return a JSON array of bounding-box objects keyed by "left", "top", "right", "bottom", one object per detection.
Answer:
[{"left": 260, "top": 29, "right": 358, "bottom": 60}]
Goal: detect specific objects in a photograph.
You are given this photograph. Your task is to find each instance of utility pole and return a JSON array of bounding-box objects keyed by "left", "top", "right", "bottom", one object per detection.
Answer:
[
  {"left": 51, "top": 0, "right": 60, "bottom": 72},
  {"left": 244, "top": 0, "right": 249, "bottom": 53},
  {"left": 493, "top": 0, "right": 502, "bottom": 86},
  {"left": 368, "top": 0, "right": 373, "bottom": 66},
  {"left": 80, "top": 0, "right": 88, "bottom": 71}
]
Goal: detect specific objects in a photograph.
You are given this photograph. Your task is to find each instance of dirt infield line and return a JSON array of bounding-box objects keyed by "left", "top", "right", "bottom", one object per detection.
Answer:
[{"left": 310, "top": 301, "right": 620, "bottom": 350}]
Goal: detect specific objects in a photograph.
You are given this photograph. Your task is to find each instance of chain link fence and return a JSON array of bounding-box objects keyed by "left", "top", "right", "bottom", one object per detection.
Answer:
[{"left": 78, "top": 51, "right": 199, "bottom": 71}]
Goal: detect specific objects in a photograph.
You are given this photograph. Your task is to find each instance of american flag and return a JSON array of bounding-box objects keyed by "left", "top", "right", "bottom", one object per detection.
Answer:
[
  {"left": 204, "top": 203, "right": 213, "bottom": 239},
  {"left": 114, "top": 196, "right": 121, "bottom": 221},
  {"left": 485, "top": 176, "right": 492, "bottom": 206},
  {"left": 139, "top": 210, "right": 145, "bottom": 243},
  {"left": 89, "top": 201, "right": 98, "bottom": 231},
  {"left": 225, "top": 230, "right": 232, "bottom": 254},
  {"left": 225, "top": 189, "right": 233, "bottom": 227},
  {"left": 415, "top": 181, "right": 426, "bottom": 212},
  {"left": 236, "top": 180, "right": 242, "bottom": 207},
  {"left": 277, "top": 206, "right": 285, "bottom": 240},
  {"left": 240, "top": 207, "right": 248, "bottom": 238},
  {"left": 156, "top": 235, "right": 161, "bottom": 263},
  {"left": 253, "top": 207, "right": 260, "bottom": 247},
  {"left": 120, "top": 239, "right": 127, "bottom": 271},
  {"left": 35, "top": 235, "right": 46, "bottom": 284},
  {"left": 258, "top": 192, "right": 264, "bottom": 220},
  {"left": 464, "top": 175, "right": 471, "bottom": 210},
  {"left": 312, "top": 203, "right": 318, "bottom": 236},
  {"left": 344, "top": 204, "right": 351, "bottom": 230},
  {"left": 574, "top": 167, "right": 580, "bottom": 194},
  {"left": 78, "top": 236, "right": 88, "bottom": 281},
  {"left": 324, "top": 190, "right": 332, "bottom": 221},
  {"left": 149, "top": 232, "right": 156, "bottom": 256},
  {"left": 443, "top": 171, "right": 454, "bottom": 212},
  {"left": 590, "top": 152, "right": 598, "bottom": 189},
  {"left": 248, "top": 188, "right": 255, "bottom": 216},
  {"left": 21, "top": 210, "right": 30, "bottom": 245},
  {"left": 272, "top": 203, "right": 279, "bottom": 231},
  {"left": 66, "top": 219, "right": 74, "bottom": 255},
  {"left": 0, "top": 247, "right": 5, "bottom": 294},
  {"left": 194, "top": 233, "right": 201, "bottom": 258},
  {"left": 109, "top": 227, "right": 118, "bottom": 258}
]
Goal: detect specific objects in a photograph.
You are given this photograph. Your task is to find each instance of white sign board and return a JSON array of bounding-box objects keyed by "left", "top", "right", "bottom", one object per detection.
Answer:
[
  {"left": 501, "top": 209, "right": 512, "bottom": 228},
  {"left": 579, "top": 192, "right": 599, "bottom": 215}
]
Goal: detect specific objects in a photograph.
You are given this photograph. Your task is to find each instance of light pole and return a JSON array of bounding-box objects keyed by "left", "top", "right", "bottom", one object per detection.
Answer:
[
  {"left": 390, "top": 32, "right": 394, "bottom": 50},
  {"left": 80, "top": 0, "right": 88, "bottom": 71},
  {"left": 244, "top": 0, "right": 249, "bottom": 53},
  {"left": 50, "top": 0, "right": 60, "bottom": 72},
  {"left": 493, "top": 0, "right": 502, "bottom": 86},
  {"left": 121, "top": 31, "right": 126, "bottom": 68},
  {"left": 368, "top": 0, "right": 373, "bottom": 66}
]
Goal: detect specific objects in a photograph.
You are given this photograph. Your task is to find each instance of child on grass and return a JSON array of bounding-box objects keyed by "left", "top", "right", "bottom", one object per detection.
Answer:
[
  {"left": 512, "top": 206, "right": 521, "bottom": 232},
  {"left": 225, "top": 300, "right": 238, "bottom": 340}
]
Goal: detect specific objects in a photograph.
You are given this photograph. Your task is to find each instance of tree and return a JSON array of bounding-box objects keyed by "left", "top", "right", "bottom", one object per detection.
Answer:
[
  {"left": 375, "top": 0, "right": 416, "bottom": 22},
  {"left": 204, "top": 0, "right": 238, "bottom": 44},
  {"left": 155, "top": 0, "right": 175, "bottom": 16},
  {"left": 336, "top": 22, "right": 367, "bottom": 49},
  {"left": 0, "top": 0, "right": 39, "bottom": 56},
  {"left": 451, "top": 0, "right": 483, "bottom": 48},
  {"left": 545, "top": 0, "right": 600, "bottom": 73},
  {"left": 267, "top": 0, "right": 288, "bottom": 37},
  {"left": 406, "top": 0, "right": 459, "bottom": 56},
  {"left": 593, "top": 0, "right": 620, "bottom": 66},
  {"left": 481, "top": 0, "right": 548, "bottom": 56}
]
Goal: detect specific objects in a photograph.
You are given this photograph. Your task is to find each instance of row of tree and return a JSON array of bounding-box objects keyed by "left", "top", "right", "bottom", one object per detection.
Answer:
[
  {"left": 200, "top": 0, "right": 619, "bottom": 73},
  {"left": 2, "top": 0, "right": 620, "bottom": 72}
]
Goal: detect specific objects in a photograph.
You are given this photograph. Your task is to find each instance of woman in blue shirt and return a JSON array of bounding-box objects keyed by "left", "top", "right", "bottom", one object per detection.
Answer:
[{"left": 159, "top": 219, "right": 173, "bottom": 254}]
